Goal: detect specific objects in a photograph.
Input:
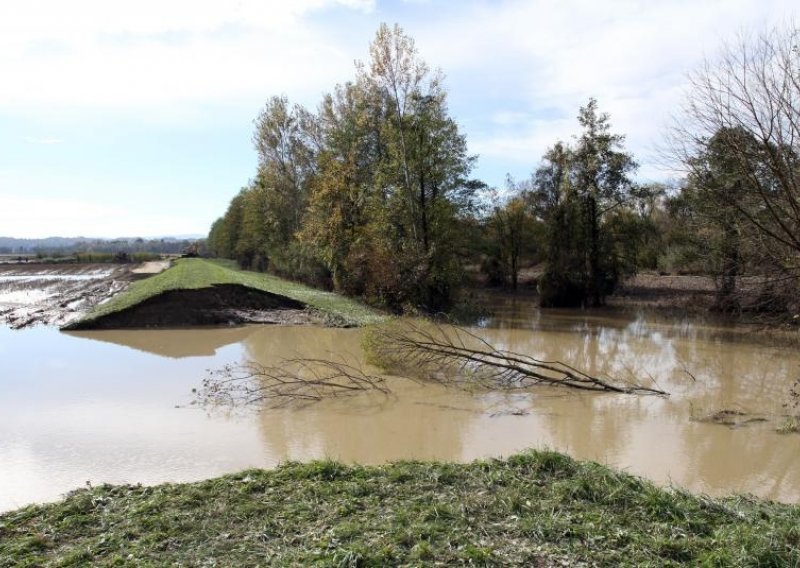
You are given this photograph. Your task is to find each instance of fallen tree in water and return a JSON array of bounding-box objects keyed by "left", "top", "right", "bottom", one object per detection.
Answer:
[
  {"left": 364, "top": 320, "right": 669, "bottom": 396},
  {"left": 200, "top": 320, "right": 667, "bottom": 407},
  {"left": 197, "top": 358, "right": 389, "bottom": 408}
]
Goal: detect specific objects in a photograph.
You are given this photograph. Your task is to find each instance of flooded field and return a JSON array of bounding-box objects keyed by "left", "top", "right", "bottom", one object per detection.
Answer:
[
  {"left": 0, "top": 264, "right": 131, "bottom": 328},
  {"left": 1, "top": 300, "right": 800, "bottom": 512}
]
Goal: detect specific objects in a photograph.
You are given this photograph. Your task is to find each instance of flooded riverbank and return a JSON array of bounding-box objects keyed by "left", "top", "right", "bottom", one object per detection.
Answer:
[{"left": 2, "top": 303, "right": 799, "bottom": 512}]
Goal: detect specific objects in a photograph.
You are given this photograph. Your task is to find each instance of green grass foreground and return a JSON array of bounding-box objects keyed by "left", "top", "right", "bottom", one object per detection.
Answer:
[
  {"left": 66, "top": 258, "right": 385, "bottom": 328},
  {"left": 1, "top": 452, "right": 798, "bottom": 567}
]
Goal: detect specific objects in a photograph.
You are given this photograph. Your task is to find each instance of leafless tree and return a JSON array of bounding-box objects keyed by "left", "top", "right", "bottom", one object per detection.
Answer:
[{"left": 669, "top": 23, "right": 800, "bottom": 312}]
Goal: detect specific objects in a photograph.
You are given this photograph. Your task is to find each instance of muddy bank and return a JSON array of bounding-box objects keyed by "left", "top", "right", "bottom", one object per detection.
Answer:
[
  {"left": 612, "top": 274, "right": 800, "bottom": 330},
  {"left": 464, "top": 265, "right": 718, "bottom": 311},
  {"left": 472, "top": 271, "right": 798, "bottom": 327},
  {"left": 0, "top": 263, "right": 134, "bottom": 329},
  {"left": 461, "top": 273, "right": 719, "bottom": 325},
  {"left": 610, "top": 273, "right": 717, "bottom": 312},
  {"left": 65, "top": 284, "right": 323, "bottom": 329}
]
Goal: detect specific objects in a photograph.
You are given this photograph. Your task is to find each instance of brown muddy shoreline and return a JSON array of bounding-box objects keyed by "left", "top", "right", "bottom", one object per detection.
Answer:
[
  {"left": 461, "top": 276, "right": 798, "bottom": 353},
  {"left": 470, "top": 268, "right": 799, "bottom": 329}
]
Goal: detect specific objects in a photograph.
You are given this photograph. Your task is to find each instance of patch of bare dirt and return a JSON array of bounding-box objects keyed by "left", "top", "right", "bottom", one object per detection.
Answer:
[
  {"left": 131, "top": 260, "right": 171, "bottom": 276},
  {"left": 68, "top": 284, "right": 322, "bottom": 329},
  {"left": 0, "top": 263, "right": 135, "bottom": 329}
]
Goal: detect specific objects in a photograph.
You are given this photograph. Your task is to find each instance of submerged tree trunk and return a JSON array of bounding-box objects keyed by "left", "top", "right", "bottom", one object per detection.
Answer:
[
  {"left": 716, "top": 218, "right": 741, "bottom": 311},
  {"left": 588, "top": 192, "right": 602, "bottom": 306},
  {"left": 510, "top": 252, "right": 519, "bottom": 291}
]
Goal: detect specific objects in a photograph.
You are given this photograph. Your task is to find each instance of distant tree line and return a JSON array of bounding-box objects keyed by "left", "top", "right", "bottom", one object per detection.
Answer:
[
  {"left": 0, "top": 237, "right": 203, "bottom": 257},
  {"left": 209, "top": 22, "right": 800, "bottom": 319}
]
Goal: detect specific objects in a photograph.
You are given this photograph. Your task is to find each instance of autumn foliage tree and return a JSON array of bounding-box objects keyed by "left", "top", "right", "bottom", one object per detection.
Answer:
[{"left": 209, "top": 24, "right": 477, "bottom": 312}]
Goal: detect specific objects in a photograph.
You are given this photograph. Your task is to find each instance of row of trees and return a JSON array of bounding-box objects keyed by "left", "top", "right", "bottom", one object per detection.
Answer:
[
  {"left": 473, "top": 24, "right": 800, "bottom": 314},
  {"left": 481, "top": 99, "right": 659, "bottom": 308},
  {"left": 209, "top": 24, "right": 477, "bottom": 312},
  {"left": 210, "top": 23, "right": 800, "bottom": 317}
]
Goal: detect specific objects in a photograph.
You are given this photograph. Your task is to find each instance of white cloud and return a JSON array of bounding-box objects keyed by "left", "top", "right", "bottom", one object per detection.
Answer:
[
  {"left": 0, "top": 195, "right": 128, "bottom": 238},
  {"left": 408, "top": 0, "right": 798, "bottom": 180},
  {"left": 490, "top": 111, "right": 533, "bottom": 127},
  {"left": 24, "top": 136, "right": 63, "bottom": 145},
  {"left": 0, "top": 0, "right": 375, "bottom": 110},
  {"left": 470, "top": 116, "right": 575, "bottom": 166},
  {"left": 0, "top": 1, "right": 374, "bottom": 40},
  {"left": 0, "top": 194, "right": 202, "bottom": 238}
]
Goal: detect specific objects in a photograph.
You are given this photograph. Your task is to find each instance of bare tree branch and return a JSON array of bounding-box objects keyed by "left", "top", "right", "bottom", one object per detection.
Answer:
[
  {"left": 365, "top": 320, "right": 669, "bottom": 396},
  {"left": 197, "top": 358, "right": 390, "bottom": 408}
]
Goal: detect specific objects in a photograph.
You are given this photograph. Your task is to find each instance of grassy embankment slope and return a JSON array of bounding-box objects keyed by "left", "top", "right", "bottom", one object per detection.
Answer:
[
  {"left": 1, "top": 451, "right": 798, "bottom": 566},
  {"left": 65, "top": 258, "right": 385, "bottom": 329}
]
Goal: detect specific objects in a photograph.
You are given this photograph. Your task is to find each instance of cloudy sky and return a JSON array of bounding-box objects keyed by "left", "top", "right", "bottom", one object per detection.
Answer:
[{"left": 0, "top": 0, "right": 796, "bottom": 238}]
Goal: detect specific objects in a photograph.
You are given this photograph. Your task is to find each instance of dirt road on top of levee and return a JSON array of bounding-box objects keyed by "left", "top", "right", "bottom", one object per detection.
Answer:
[{"left": 0, "top": 261, "right": 170, "bottom": 329}]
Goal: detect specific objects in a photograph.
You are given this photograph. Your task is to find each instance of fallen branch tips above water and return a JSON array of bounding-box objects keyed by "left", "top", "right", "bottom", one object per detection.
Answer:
[
  {"left": 364, "top": 320, "right": 669, "bottom": 396},
  {"left": 198, "top": 358, "right": 389, "bottom": 408}
]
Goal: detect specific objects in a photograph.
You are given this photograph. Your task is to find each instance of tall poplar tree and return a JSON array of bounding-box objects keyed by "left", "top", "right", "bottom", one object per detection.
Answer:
[{"left": 536, "top": 99, "right": 638, "bottom": 307}]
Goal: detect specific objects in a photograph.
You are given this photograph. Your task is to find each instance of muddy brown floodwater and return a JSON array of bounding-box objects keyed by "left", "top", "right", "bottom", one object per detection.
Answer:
[{"left": 1, "top": 297, "right": 800, "bottom": 512}]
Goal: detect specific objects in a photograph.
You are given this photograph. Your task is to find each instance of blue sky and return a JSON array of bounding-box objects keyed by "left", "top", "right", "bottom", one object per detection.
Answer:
[{"left": 0, "top": 0, "right": 796, "bottom": 238}]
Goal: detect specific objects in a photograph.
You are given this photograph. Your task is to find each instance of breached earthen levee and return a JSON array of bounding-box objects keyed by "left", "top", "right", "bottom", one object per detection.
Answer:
[{"left": 64, "top": 284, "right": 315, "bottom": 329}]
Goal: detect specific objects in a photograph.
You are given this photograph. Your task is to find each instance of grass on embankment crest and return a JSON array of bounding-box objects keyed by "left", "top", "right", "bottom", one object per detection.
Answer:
[
  {"left": 1, "top": 450, "right": 798, "bottom": 567},
  {"left": 66, "top": 258, "right": 385, "bottom": 329}
]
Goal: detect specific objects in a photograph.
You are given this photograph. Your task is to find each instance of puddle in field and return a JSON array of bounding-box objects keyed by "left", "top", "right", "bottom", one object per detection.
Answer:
[
  {"left": 0, "top": 265, "right": 127, "bottom": 328},
  {"left": 1, "top": 302, "right": 800, "bottom": 513},
  {"left": 0, "top": 289, "right": 55, "bottom": 305},
  {"left": 0, "top": 268, "right": 111, "bottom": 306},
  {"left": 0, "top": 274, "right": 112, "bottom": 282}
]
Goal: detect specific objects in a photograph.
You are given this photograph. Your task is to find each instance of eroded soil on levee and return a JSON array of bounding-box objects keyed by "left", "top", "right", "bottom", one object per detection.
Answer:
[
  {"left": 0, "top": 263, "right": 137, "bottom": 329},
  {"left": 69, "top": 284, "right": 324, "bottom": 329},
  {"left": 1, "top": 261, "right": 328, "bottom": 330}
]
